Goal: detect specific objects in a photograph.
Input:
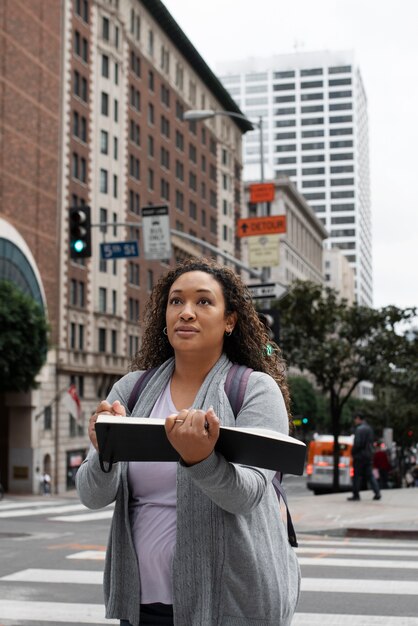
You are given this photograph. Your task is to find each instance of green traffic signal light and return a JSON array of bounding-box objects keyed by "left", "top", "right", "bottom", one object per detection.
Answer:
[
  {"left": 69, "top": 206, "right": 92, "bottom": 258},
  {"left": 302, "top": 417, "right": 309, "bottom": 425}
]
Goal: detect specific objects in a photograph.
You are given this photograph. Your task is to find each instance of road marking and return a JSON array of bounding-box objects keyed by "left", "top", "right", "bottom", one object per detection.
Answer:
[
  {"left": 293, "top": 614, "right": 418, "bottom": 625},
  {"left": 50, "top": 510, "right": 114, "bottom": 522},
  {"left": 0, "top": 503, "right": 87, "bottom": 518},
  {"left": 297, "top": 546, "right": 418, "bottom": 557},
  {"left": 0, "top": 569, "right": 102, "bottom": 584},
  {"left": 66, "top": 550, "right": 106, "bottom": 560},
  {"left": 298, "top": 557, "right": 418, "bottom": 569},
  {"left": 301, "top": 577, "right": 418, "bottom": 595},
  {"left": 0, "top": 600, "right": 118, "bottom": 624},
  {"left": 298, "top": 538, "right": 418, "bottom": 549},
  {"left": 0, "top": 499, "right": 68, "bottom": 511}
]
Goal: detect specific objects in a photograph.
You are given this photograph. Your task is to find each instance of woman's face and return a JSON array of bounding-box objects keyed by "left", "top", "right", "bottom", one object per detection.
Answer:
[{"left": 165, "top": 271, "right": 236, "bottom": 359}]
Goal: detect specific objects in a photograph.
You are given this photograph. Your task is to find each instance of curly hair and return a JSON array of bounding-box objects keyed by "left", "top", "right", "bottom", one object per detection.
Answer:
[{"left": 131, "top": 258, "right": 292, "bottom": 428}]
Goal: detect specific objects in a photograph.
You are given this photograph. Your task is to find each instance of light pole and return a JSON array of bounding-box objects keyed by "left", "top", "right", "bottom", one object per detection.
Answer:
[
  {"left": 183, "top": 109, "right": 265, "bottom": 183},
  {"left": 183, "top": 108, "right": 269, "bottom": 281}
]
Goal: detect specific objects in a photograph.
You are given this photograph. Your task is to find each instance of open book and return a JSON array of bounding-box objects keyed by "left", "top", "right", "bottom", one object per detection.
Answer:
[{"left": 95, "top": 415, "right": 306, "bottom": 475}]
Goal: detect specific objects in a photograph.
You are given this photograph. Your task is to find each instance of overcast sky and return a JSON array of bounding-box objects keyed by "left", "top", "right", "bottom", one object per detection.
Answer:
[{"left": 163, "top": 0, "right": 418, "bottom": 310}]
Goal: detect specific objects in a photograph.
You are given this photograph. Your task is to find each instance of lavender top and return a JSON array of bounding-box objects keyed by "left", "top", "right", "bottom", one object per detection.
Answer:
[{"left": 127, "top": 381, "right": 177, "bottom": 604}]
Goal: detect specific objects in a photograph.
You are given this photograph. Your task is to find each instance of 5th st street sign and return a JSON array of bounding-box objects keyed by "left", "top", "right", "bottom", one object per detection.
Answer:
[{"left": 237, "top": 215, "right": 286, "bottom": 238}]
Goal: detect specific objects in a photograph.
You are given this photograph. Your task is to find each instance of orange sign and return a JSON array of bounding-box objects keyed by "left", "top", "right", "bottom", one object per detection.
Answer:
[
  {"left": 249, "top": 183, "right": 275, "bottom": 204},
  {"left": 237, "top": 215, "right": 286, "bottom": 238}
]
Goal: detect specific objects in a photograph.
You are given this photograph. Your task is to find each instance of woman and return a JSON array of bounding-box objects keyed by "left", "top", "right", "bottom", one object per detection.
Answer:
[{"left": 76, "top": 258, "right": 300, "bottom": 626}]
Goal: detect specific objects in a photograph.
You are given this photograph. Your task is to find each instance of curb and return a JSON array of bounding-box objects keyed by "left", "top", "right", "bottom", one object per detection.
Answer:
[{"left": 298, "top": 527, "right": 418, "bottom": 540}]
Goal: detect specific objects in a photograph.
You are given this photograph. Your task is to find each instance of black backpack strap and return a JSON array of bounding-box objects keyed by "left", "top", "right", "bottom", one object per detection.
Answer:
[
  {"left": 273, "top": 472, "right": 298, "bottom": 547},
  {"left": 127, "top": 367, "right": 159, "bottom": 414}
]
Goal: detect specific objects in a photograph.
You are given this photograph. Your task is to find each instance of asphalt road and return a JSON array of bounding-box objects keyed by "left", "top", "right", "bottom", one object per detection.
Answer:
[{"left": 0, "top": 491, "right": 417, "bottom": 625}]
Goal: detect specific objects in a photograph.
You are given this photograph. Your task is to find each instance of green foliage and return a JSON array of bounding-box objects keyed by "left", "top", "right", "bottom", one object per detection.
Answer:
[
  {"left": 0, "top": 281, "right": 49, "bottom": 392},
  {"left": 288, "top": 376, "right": 318, "bottom": 419},
  {"left": 276, "top": 280, "right": 417, "bottom": 488}
]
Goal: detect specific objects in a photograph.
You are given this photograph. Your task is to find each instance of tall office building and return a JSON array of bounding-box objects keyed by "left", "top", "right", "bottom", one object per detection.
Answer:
[{"left": 218, "top": 50, "right": 372, "bottom": 306}]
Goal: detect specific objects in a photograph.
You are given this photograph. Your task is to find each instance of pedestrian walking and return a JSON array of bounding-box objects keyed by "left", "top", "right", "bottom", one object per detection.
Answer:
[
  {"left": 348, "top": 413, "right": 381, "bottom": 501},
  {"left": 41, "top": 472, "right": 51, "bottom": 495},
  {"left": 373, "top": 442, "right": 392, "bottom": 489},
  {"left": 77, "top": 258, "right": 301, "bottom": 626}
]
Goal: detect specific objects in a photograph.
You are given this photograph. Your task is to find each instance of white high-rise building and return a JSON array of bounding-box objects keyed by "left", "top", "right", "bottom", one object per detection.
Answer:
[{"left": 217, "top": 50, "right": 372, "bottom": 306}]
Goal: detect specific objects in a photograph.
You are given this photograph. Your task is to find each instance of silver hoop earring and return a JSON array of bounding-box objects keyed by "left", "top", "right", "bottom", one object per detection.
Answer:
[
  {"left": 225, "top": 329, "right": 233, "bottom": 337},
  {"left": 163, "top": 327, "right": 168, "bottom": 336}
]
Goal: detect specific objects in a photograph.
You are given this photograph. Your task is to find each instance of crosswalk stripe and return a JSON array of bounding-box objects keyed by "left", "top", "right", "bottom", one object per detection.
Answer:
[
  {"left": 0, "top": 599, "right": 118, "bottom": 624},
  {"left": 50, "top": 510, "right": 114, "bottom": 522},
  {"left": 0, "top": 499, "right": 68, "bottom": 511},
  {"left": 67, "top": 551, "right": 105, "bottom": 560},
  {"left": 0, "top": 568, "right": 102, "bottom": 584},
  {"left": 297, "top": 546, "right": 418, "bottom": 557},
  {"left": 298, "top": 557, "right": 418, "bottom": 569},
  {"left": 301, "top": 577, "right": 418, "bottom": 595},
  {"left": 293, "top": 614, "right": 418, "bottom": 625},
  {"left": 0, "top": 503, "right": 87, "bottom": 518},
  {"left": 298, "top": 538, "right": 418, "bottom": 549}
]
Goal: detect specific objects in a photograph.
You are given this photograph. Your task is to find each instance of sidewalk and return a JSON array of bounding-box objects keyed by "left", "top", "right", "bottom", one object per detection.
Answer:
[{"left": 290, "top": 487, "right": 418, "bottom": 539}]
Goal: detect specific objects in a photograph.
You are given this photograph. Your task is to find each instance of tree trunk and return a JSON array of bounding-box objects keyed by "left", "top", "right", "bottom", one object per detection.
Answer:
[{"left": 330, "top": 388, "right": 342, "bottom": 492}]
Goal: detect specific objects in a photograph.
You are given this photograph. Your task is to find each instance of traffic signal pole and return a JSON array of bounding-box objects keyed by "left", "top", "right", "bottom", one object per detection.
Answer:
[{"left": 74, "top": 218, "right": 263, "bottom": 279}]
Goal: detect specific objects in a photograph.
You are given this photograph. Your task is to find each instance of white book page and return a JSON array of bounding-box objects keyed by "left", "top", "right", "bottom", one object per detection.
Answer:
[{"left": 96, "top": 415, "right": 305, "bottom": 447}]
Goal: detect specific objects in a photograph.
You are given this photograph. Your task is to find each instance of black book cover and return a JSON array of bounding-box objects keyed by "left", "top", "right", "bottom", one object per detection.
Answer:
[{"left": 96, "top": 416, "right": 306, "bottom": 475}]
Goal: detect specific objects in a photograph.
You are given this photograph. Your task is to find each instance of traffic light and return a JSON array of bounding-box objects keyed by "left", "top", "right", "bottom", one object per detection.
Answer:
[{"left": 69, "top": 206, "right": 92, "bottom": 258}]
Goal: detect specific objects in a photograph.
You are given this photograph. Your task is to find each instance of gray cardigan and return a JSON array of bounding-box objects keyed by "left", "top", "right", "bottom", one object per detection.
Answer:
[{"left": 76, "top": 355, "right": 300, "bottom": 625}]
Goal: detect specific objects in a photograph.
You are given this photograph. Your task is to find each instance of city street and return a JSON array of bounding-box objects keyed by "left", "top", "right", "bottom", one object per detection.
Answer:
[{"left": 0, "top": 483, "right": 417, "bottom": 625}]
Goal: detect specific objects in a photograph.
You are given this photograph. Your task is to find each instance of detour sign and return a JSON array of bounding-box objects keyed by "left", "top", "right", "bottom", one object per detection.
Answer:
[
  {"left": 237, "top": 215, "right": 286, "bottom": 238},
  {"left": 249, "top": 183, "right": 275, "bottom": 203}
]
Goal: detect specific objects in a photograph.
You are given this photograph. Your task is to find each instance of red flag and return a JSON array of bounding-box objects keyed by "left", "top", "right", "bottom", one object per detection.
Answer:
[{"left": 65, "top": 384, "right": 82, "bottom": 421}]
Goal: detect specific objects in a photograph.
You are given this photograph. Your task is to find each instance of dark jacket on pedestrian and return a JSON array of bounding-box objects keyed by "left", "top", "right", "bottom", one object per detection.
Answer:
[{"left": 352, "top": 420, "right": 374, "bottom": 460}]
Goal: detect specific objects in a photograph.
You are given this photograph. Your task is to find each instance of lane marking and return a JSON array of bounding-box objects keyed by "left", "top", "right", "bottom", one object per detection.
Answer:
[
  {"left": 301, "top": 577, "right": 418, "bottom": 595},
  {"left": 298, "top": 557, "right": 418, "bottom": 569},
  {"left": 0, "top": 504, "right": 87, "bottom": 518},
  {"left": 0, "top": 569, "right": 102, "bottom": 584},
  {"left": 298, "top": 547, "right": 418, "bottom": 557},
  {"left": 293, "top": 614, "right": 418, "bottom": 625},
  {"left": 0, "top": 600, "right": 118, "bottom": 624},
  {"left": 50, "top": 510, "right": 114, "bottom": 522},
  {"left": 298, "top": 539, "right": 418, "bottom": 549},
  {"left": 66, "top": 551, "right": 106, "bottom": 560}
]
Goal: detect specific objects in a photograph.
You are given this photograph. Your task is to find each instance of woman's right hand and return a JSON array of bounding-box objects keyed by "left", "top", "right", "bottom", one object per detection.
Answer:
[{"left": 88, "top": 400, "right": 126, "bottom": 451}]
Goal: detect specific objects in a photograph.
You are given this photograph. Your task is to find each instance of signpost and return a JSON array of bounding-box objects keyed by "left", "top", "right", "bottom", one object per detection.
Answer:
[
  {"left": 237, "top": 215, "right": 286, "bottom": 238},
  {"left": 100, "top": 241, "right": 139, "bottom": 260},
  {"left": 141, "top": 205, "right": 172, "bottom": 261}
]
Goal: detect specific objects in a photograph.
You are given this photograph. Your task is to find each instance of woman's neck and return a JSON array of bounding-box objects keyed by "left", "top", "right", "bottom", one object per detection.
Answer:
[{"left": 172, "top": 352, "right": 221, "bottom": 387}]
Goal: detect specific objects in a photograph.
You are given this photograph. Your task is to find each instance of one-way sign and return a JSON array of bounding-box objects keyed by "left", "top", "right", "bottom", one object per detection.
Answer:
[{"left": 247, "top": 283, "right": 287, "bottom": 300}]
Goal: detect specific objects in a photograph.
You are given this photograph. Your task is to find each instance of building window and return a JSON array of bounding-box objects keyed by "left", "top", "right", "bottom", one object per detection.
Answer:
[
  {"left": 100, "top": 130, "right": 108, "bottom": 154},
  {"left": 102, "top": 16, "right": 109, "bottom": 41},
  {"left": 101, "top": 92, "right": 109, "bottom": 116},
  {"left": 101, "top": 54, "right": 109, "bottom": 78},
  {"left": 99, "top": 287, "right": 107, "bottom": 313},
  {"left": 100, "top": 168, "right": 108, "bottom": 193},
  {"left": 111, "top": 329, "right": 117, "bottom": 353},
  {"left": 98, "top": 328, "right": 106, "bottom": 353}
]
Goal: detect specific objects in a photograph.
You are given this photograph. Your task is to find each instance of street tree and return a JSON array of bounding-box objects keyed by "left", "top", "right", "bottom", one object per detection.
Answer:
[
  {"left": 276, "top": 280, "right": 417, "bottom": 490},
  {"left": 0, "top": 280, "right": 49, "bottom": 392}
]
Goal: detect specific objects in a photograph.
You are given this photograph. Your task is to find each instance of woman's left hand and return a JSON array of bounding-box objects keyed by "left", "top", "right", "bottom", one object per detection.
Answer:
[{"left": 165, "top": 406, "right": 220, "bottom": 465}]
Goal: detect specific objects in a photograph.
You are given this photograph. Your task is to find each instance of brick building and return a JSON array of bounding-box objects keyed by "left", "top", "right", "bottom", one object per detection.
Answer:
[{"left": 0, "top": 0, "right": 250, "bottom": 493}]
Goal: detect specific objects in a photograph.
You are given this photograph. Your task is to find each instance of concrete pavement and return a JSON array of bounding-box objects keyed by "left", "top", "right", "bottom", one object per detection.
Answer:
[{"left": 290, "top": 487, "right": 418, "bottom": 539}]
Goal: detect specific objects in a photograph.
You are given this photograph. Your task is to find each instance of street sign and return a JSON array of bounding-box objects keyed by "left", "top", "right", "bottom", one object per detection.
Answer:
[
  {"left": 248, "top": 235, "right": 280, "bottom": 268},
  {"left": 237, "top": 215, "right": 286, "bottom": 238},
  {"left": 249, "top": 183, "right": 275, "bottom": 203},
  {"left": 141, "top": 205, "right": 172, "bottom": 260},
  {"left": 100, "top": 240, "right": 139, "bottom": 260},
  {"left": 247, "top": 282, "right": 287, "bottom": 300}
]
